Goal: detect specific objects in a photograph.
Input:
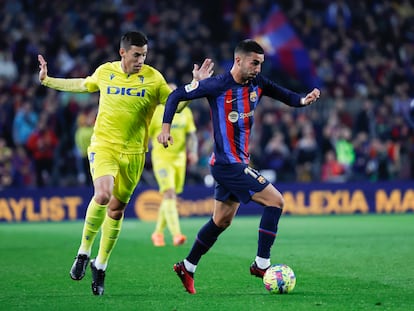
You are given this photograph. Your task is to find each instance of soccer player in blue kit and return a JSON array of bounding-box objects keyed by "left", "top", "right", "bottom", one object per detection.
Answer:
[{"left": 158, "top": 39, "right": 321, "bottom": 294}]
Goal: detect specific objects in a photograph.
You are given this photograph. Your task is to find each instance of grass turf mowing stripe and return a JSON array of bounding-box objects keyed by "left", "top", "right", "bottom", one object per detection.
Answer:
[{"left": 0, "top": 214, "right": 413, "bottom": 311}]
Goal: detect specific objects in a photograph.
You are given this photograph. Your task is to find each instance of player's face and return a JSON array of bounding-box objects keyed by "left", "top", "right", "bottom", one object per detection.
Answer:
[
  {"left": 239, "top": 52, "right": 264, "bottom": 81},
  {"left": 120, "top": 45, "right": 148, "bottom": 74}
]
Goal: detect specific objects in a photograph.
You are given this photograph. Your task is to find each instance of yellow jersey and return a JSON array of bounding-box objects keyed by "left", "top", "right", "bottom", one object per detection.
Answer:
[
  {"left": 149, "top": 105, "right": 196, "bottom": 161},
  {"left": 43, "top": 61, "right": 171, "bottom": 153}
]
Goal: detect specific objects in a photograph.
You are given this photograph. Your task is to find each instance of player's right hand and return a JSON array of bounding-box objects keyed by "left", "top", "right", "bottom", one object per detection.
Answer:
[{"left": 38, "top": 54, "right": 48, "bottom": 82}]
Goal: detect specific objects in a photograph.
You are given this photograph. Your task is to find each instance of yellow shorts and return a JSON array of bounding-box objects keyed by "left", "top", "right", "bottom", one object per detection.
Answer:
[
  {"left": 152, "top": 158, "right": 186, "bottom": 194},
  {"left": 88, "top": 146, "right": 145, "bottom": 203}
]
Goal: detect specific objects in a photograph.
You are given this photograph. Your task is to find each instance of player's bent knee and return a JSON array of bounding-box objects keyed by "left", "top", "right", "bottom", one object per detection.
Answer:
[
  {"left": 94, "top": 191, "right": 111, "bottom": 205},
  {"left": 274, "top": 195, "right": 284, "bottom": 209},
  {"left": 107, "top": 209, "right": 124, "bottom": 220},
  {"left": 212, "top": 214, "right": 233, "bottom": 229}
]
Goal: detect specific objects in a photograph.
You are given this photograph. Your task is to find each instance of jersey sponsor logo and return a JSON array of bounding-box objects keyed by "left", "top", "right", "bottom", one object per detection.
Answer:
[
  {"left": 227, "top": 110, "right": 254, "bottom": 123},
  {"left": 239, "top": 111, "right": 254, "bottom": 119},
  {"left": 106, "top": 86, "right": 146, "bottom": 96},
  {"left": 228, "top": 111, "right": 239, "bottom": 123},
  {"left": 184, "top": 80, "right": 199, "bottom": 93}
]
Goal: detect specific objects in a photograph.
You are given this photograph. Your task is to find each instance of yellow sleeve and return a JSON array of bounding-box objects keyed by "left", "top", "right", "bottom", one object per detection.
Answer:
[
  {"left": 41, "top": 76, "right": 89, "bottom": 92},
  {"left": 41, "top": 66, "right": 101, "bottom": 93}
]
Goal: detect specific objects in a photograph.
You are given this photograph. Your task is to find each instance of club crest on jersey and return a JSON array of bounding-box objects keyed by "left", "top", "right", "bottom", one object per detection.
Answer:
[
  {"left": 228, "top": 111, "right": 239, "bottom": 123},
  {"left": 249, "top": 91, "right": 258, "bottom": 102},
  {"left": 138, "top": 75, "right": 144, "bottom": 83},
  {"left": 185, "top": 80, "right": 199, "bottom": 93}
]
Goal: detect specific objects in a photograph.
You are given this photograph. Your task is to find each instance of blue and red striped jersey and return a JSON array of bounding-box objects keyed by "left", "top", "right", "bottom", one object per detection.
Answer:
[{"left": 163, "top": 72, "right": 304, "bottom": 165}]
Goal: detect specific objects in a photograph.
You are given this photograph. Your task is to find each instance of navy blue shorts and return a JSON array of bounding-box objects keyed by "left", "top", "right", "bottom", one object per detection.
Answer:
[{"left": 210, "top": 163, "right": 270, "bottom": 204}]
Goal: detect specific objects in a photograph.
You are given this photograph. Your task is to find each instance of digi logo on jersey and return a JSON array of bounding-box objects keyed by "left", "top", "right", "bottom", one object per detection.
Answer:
[{"left": 106, "top": 86, "right": 146, "bottom": 96}]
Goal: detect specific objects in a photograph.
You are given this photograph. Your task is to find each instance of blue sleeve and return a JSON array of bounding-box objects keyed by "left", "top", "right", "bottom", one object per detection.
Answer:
[
  {"left": 163, "top": 78, "right": 218, "bottom": 124},
  {"left": 162, "top": 87, "right": 185, "bottom": 124},
  {"left": 258, "top": 75, "right": 303, "bottom": 107}
]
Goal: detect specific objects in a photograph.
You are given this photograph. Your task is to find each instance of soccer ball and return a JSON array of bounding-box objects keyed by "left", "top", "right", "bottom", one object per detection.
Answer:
[{"left": 263, "top": 264, "right": 296, "bottom": 294}]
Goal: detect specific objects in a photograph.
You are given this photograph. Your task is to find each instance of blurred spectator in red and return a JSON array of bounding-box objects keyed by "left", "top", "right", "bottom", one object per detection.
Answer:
[
  {"left": 26, "top": 114, "right": 58, "bottom": 187},
  {"left": 321, "top": 149, "right": 346, "bottom": 182}
]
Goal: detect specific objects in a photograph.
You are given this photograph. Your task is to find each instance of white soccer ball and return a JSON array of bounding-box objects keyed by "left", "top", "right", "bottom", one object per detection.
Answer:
[{"left": 263, "top": 264, "right": 296, "bottom": 294}]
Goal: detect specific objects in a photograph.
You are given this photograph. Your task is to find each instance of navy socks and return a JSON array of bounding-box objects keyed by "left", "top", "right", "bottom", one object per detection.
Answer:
[
  {"left": 257, "top": 206, "right": 282, "bottom": 258},
  {"left": 187, "top": 218, "right": 225, "bottom": 265}
]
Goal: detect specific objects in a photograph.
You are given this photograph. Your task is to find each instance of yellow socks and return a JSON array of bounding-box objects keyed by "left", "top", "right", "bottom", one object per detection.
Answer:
[
  {"left": 163, "top": 198, "right": 181, "bottom": 236},
  {"left": 95, "top": 214, "right": 123, "bottom": 270},
  {"left": 154, "top": 199, "right": 167, "bottom": 234},
  {"left": 78, "top": 199, "right": 107, "bottom": 256}
]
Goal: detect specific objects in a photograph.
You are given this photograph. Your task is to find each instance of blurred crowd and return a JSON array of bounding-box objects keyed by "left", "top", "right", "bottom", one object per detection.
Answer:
[{"left": 1, "top": 0, "right": 414, "bottom": 189}]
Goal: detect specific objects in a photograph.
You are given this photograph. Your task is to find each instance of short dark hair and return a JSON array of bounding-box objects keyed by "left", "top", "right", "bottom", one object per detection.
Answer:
[
  {"left": 235, "top": 39, "right": 264, "bottom": 55},
  {"left": 120, "top": 31, "right": 148, "bottom": 50}
]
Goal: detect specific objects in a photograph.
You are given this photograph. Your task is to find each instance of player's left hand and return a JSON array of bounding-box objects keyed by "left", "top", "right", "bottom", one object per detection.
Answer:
[
  {"left": 157, "top": 131, "right": 173, "bottom": 148},
  {"left": 193, "top": 58, "right": 214, "bottom": 81},
  {"left": 302, "top": 88, "right": 321, "bottom": 105}
]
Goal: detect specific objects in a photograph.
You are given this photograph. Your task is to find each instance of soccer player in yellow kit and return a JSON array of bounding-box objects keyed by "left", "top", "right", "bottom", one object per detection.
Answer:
[
  {"left": 149, "top": 83, "right": 198, "bottom": 247},
  {"left": 37, "top": 31, "right": 213, "bottom": 296}
]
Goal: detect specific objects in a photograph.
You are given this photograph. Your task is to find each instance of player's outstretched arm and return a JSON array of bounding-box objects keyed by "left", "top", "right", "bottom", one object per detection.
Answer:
[{"left": 37, "top": 54, "right": 89, "bottom": 92}]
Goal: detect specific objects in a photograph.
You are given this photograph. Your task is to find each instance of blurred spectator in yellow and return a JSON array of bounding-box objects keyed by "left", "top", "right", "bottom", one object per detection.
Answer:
[
  {"left": 0, "top": 137, "right": 13, "bottom": 188},
  {"left": 74, "top": 107, "right": 96, "bottom": 186}
]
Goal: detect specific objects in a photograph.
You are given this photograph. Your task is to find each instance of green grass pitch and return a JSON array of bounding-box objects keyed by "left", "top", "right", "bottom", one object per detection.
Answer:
[{"left": 1, "top": 214, "right": 413, "bottom": 311}]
